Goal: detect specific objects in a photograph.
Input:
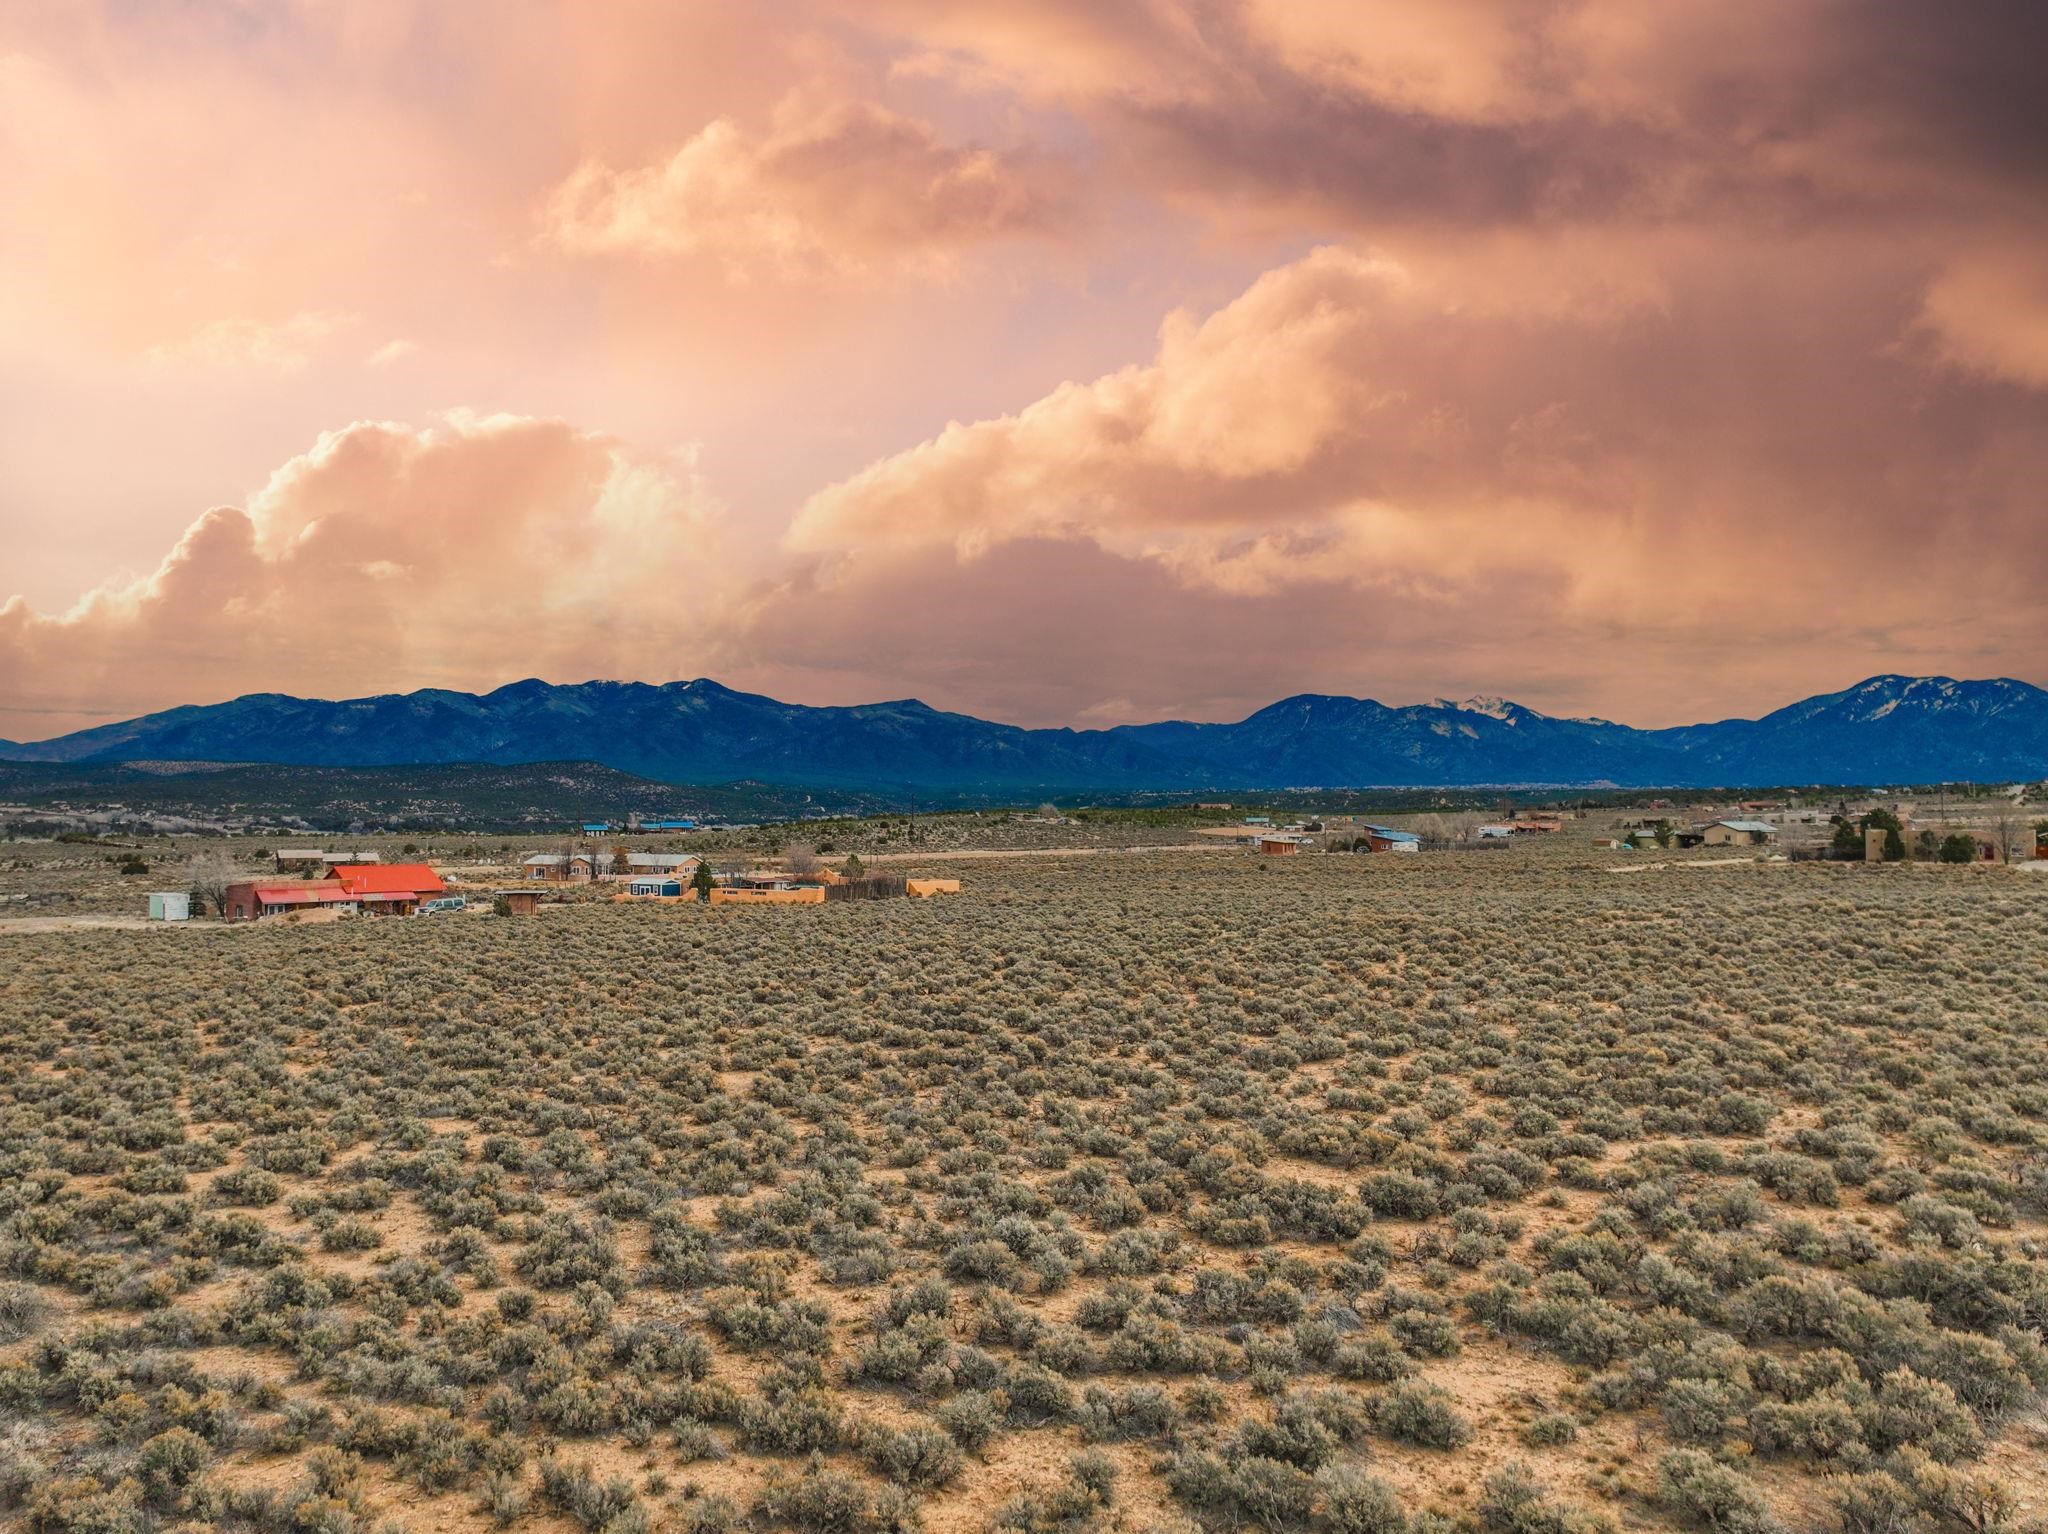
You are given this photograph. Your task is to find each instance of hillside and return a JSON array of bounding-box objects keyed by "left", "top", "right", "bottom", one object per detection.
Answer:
[{"left": 0, "top": 760, "right": 900, "bottom": 832}]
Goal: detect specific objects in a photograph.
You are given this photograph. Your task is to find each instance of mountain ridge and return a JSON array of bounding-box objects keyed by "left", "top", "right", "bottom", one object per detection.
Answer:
[{"left": 3, "top": 673, "right": 2044, "bottom": 791}]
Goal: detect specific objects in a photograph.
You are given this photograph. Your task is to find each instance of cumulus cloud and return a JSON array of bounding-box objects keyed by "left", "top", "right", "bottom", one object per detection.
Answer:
[
  {"left": 777, "top": 238, "right": 2048, "bottom": 721},
  {"left": 0, "top": 413, "right": 719, "bottom": 737},
  {"left": 540, "top": 95, "right": 1074, "bottom": 277},
  {"left": 785, "top": 245, "right": 1663, "bottom": 597}
]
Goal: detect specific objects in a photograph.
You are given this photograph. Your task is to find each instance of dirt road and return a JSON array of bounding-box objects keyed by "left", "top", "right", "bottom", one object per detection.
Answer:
[
  {"left": 858, "top": 842, "right": 1237, "bottom": 863},
  {"left": 0, "top": 915, "right": 240, "bottom": 934}
]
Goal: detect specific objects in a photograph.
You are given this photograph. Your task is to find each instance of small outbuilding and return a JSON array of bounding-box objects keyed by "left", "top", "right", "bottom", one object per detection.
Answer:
[
  {"left": 494, "top": 889, "right": 543, "bottom": 916},
  {"left": 146, "top": 891, "right": 190, "bottom": 921}
]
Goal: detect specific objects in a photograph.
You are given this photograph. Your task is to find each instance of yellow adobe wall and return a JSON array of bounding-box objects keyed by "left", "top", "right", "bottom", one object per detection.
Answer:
[
  {"left": 906, "top": 879, "right": 961, "bottom": 897},
  {"left": 708, "top": 885, "right": 826, "bottom": 906}
]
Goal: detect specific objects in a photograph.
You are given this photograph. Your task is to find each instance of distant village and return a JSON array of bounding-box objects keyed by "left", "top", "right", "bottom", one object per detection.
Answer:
[
  {"left": 3, "top": 786, "right": 2032, "bottom": 926},
  {"left": 143, "top": 833, "right": 961, "bottom": 924}
]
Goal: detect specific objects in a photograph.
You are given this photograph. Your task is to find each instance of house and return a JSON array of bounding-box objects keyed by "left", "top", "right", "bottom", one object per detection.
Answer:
[
  {"left": 528, "top": 850, "right": 703, "bottom": 882},
  {"left": 222, "top": 880, "right": 361, "bottom": 922},
  {"left": 623, "top": 877, "right": 684, "bottom": 898},
  {"left": 1244, "top": 815, "right": 1273, "bottom": 826},
  {"left": 1257, "top": 834, "right": 1307, "bottom": 855},
  {"left": 1949, "top": 830, "right": 2004, "bottom": 862},
  {"left": 146, "top": 891, "right": 190, "bottom": 921},
  {"left": 327, "top": 863, "right": 447, "bottom": 916},
  {"left": 624, "top": 852, "right": 700, "bottom": 878},
  {"left": 639, "top": 819, "right": 696, "bottom": 831},
  {"left": 1700, "top": 820, "right": 1777, "bottom": 847},
  {"left": 274, "top": 849, "right": 379, "bottom": 872},
  {"left": 579, "top": 822, "right": 612, "bottom": 835},
  {"left": 906, "top": 879, "right": 962, "bottom": 897},
  {"left": 1359, "top": 825, "right": 1422, "bottom": 854},
  {"left": 317, "top": 853, "right": 385, "bottom": 876}
]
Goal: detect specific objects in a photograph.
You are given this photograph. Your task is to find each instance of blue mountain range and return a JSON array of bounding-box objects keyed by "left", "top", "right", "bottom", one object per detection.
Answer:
[{"left": 4, "top": 674, "right": 2044, "bottom": 791}]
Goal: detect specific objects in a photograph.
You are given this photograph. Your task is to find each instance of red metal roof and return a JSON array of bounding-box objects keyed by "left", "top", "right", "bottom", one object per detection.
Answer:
[
  {"left": 250, "top": 882, "right": 357, "bottom": 905},
  {"left": 331, "top": 864, "right": 445, "bottom": 897}
]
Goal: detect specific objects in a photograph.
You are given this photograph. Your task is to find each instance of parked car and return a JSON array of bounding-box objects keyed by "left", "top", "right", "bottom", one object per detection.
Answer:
[{"left": 419, "top": 896, "right": 467, "bottom": 915}]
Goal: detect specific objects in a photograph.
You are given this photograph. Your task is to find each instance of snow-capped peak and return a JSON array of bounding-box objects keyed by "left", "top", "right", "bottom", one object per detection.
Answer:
[{"left": 1431, "top": 695, "right": 1530, "bottom": 723}]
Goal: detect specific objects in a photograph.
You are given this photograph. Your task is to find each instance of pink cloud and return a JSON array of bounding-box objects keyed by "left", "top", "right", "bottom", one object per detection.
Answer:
[
  {"left": 541, "top": 94, "right": 1076, "bottom": 278},
  {"left": 0, "top": 413, "right": 718, "bottom": 737},
  {"left": 777, "top": 237, "right": 2048, "bottom": 720},
  {"left": 3, "top": 0, "right": 2045, "bottom": 737}
]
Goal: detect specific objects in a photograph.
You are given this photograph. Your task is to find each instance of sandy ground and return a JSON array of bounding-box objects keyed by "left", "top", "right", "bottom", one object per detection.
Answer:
[
  {"left": 0, "top": 914, "right": 244, "bottom": 934},
  {"left": 1605, "top": 856, "right": 1771, "bottom": 875}
]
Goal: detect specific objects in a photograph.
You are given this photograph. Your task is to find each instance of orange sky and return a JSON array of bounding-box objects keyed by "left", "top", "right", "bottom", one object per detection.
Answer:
[{"left": 3, "top": 1, "right": 2045, "bottom": 739}]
